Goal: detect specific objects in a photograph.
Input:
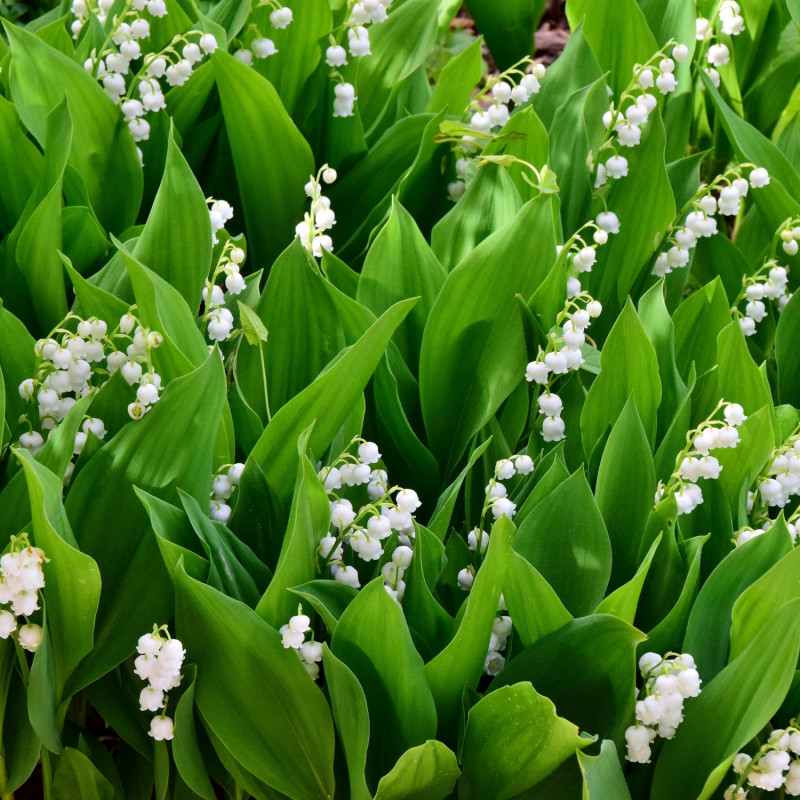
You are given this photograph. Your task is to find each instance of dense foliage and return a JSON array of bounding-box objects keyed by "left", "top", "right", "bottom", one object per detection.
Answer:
[{"left": 1, "top": 0, "right": 800, "bottom": 798}]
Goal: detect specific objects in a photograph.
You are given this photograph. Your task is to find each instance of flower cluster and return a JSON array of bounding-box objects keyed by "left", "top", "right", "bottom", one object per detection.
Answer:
[
  {"left": 17, "top": 312, "right": 164, "bottom": 473},
  {"left": 446, "top": 60, "right": 546, "bottom": 202},
  {"left": 734, "top": 262, "right": 790, "bottom": 336},
  {"left": 653, "top": 167, "right": 770, "bottom": 278},
  {"left": 657, "top": 402, "right": 746, "bottom": 515},
  {"left": 696, "top": 1, "right": 745, "bottom": 88},
  {"left": 525, "top": 294, "right": 602, "bottom": 443},
  {"left": 280, "top": 607, "right": 324, "bottom": 680},
  {"left": 325, "top": 0, "right": 394, "bottom": 118},
  {"left": 295, "top": 166, "right": 338, "bottom": 258},
  {"left": 0, "top": 534, "right": 47, "bottom": 653},
  {"left": 133, "top": 625, "right": 185, "bottom": 741},
  {"left": 458, "top": 456, "right": 534, "bottom": 592},
  {"left": 483, "top": 610, "right": 512, "bottom": 677},
  {"left": 76, "top": 0, "right": 218, "bottom": 156},
  {"left": 594, "top": 43, "right": 686, "bottom": 190},
  {"left": 202, "top": 240, "right": 247, "bottom": 343},
  {"left": 318, "top": 438, "right": 420, "bottom": 601},
  {"left": 208, "top": 198, "right": 234, "bottom": 246},
  {"left": 232, "top": 2, "right": 292, "bottom": 65},
  {"left": 725, "top": 722, "right": 800, "bottom": 797},
  {"left": 209, "top": 463, "right": 244, "bottom": 524},
  {"left": 625, "top": 652, "right": 702, "bottom": 763}
]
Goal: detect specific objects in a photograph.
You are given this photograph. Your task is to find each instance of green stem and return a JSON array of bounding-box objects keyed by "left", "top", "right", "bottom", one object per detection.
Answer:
[
  {"left": 259, "top": 341, "right": 271, "bottom": 423},
  {"left": 40, "top": 750, "right": 53, "bottom": 800}
]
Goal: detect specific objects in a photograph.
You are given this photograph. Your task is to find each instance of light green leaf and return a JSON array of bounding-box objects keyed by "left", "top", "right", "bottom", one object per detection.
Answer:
[
  {"left": 374, "top": 741, "right": 459, "bottom": 800},
  {"left": 237, "top": 301, "right": 268, "bottom": 346},
  {"left": 578, "top": 740, "right": 631, "bottom": 800},
  {"left": 460, "top": 682, "right": 588, "bottom": 800}
]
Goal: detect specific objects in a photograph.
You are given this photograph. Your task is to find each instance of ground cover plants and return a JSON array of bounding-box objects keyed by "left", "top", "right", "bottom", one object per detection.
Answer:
[{"left": 1, "top": 0, "right": 800, "bottom": 797}]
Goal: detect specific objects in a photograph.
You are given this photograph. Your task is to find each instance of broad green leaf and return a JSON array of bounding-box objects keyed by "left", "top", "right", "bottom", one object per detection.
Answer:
[
  {"left": 355, "top": 0, "right": 439, "bottom": 133},
  {"left": 463, "top": 0, "right": 544, "bottom": 70},
  {"left": 460, "top": 683, "right": 587, "bottom": 800},
  {"left": 596, "top": 536, "right": 660, "bottom": 624},
  {"left": 729, "top": 525, "right": 800, "bottom": 660},
  {"left": 503, "top": 550, "right": 573, "bottom": 647},
  {"left": 427, "top": 37, "right": 483, "bottom": 114},
  {"left": 175, "top": 565, "right": 335, "bottom": 800},
  {"left": 595, "top": 397, "right": 656, "bottom": 590},
  {"left": 4, "top": 22, "right": 141, "bottom": 233},
  {"left": 514, "top": 469, "right": 611, "bottom": 617},
  {"left": 256, "top": 427, "right": 330, "bottom": 627},
  {"left": 247, "top": 299, "right": 415, "bottom": 503},
  {"left": 0, "top": 96, "right": 42, "bottom": 234},
  {"left": 289, "top": 581, "right": 358, "bottom": 635},
  {"left": 683, "top": 521, "right": 792, "bottom": 683},
  {"left": 776, "top": 291, "right": 800, "bottom": 407},
  {"left": 358, "top": 199, "right": 446, "bottom": 375},
  {"left": 18, "top": 453, "right": 101, "bottom": 715},
  {"left": 420, "top": 197, "right": 556, "bottom": 475},
  {"left": 63, "top": 254, "right": 129, "bottom": 326},
  {"left": 374, "top": 741, "right": 459, "bottom": 800},
  {"left": 491, "top": 615, "right": 646, "bottom": 742},
  {"left": 321, "top": 644, "right": 371, "bottom": 800},
  {"left": 331, "top": 578, "right": 437, "bottom": 789},
  {"left": 533, "top": 23, "right": 603, "bottom": 129},
  {"left": 581, "top": 299, "right": 661, "bottom": 455},
  {"left": 132, "top": 126, "right": 211, "bottom": 311},
  {"left": 566, "top": 0, "right": 659, "bottom": 96},
  {"left": 238, "top": 239, "right": 345, "bottom": 420},
  {"left": 577, "top": 740, "right": 632, "bottom": 800},
  {"left": 643, "top": 535, "right": 706, "bottom": 657},
  {"left": 237, "top": 302, "right": 268, "bottom": 346},
  {"left": 638, "top": 279, "right": 687, "bottom": 440},
  {"left": 431, "top": 165, "right": 521, "bottom": 271},
  {"left": 425, "top": 517, "right": 512, "bottom": 741},
  {"left": 171, "top": 669, "right": 216, "bottom": 800},
  {"left": 51, "top": 747, "right": 114, "bottom": 800},
  {"left": 65, "top": 353, "right": 226, "bottom": 692},
  {"left": 213, "top": 51, "right": 314, "bottom": 269},
  {"left": 0, "top": 302, "right": 35, "bottom": 435},
  {"left": 672, "top": 277, "right": 731, "bottom": 382},
  {"left": 650, "top": 600, "right": 800, "bottom": 800}
]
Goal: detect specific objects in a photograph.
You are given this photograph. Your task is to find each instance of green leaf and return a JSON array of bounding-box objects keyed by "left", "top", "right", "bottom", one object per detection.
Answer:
[
  {"left": 354, "top": 0, "right": 439, "bottom": 133},
  {"left": 172, "top": 668, "right": 216, "bottom": 800},
  {"left": 566, "top": 0, "right": 658, "bottom": 96},
  {"left": 290, "top": 580, "right": 358, "bottom": 635},
  {"left": 237, "top": 301, "right": 268, "bottom": 346},
  {"left": 650, "top": 599, "right": 800, "bottom": 800},
  {"left": 0, "top": 96, "right": 42, "bottom": 234},
  {"left": 17, "top": 452, "right": 101, "bottom": 740},
  {"left": 131, "top": 125, "right": 211, "bottom": 311},
  {"left": 577, "top": 740, "right": 632, "bottom": 800},
  {"left": 4, "top": 21, "right": 141, "bottom": 233},
  {"left": 321, "top": 644, "right": 371, "bottom": 800},
  {"left": 491, "top": 615, "right": 646, "bottom": 741},
  {"left": 514, "top": 469, "right": 611, "bottom": 617},
  {"left": 503, "top": 550, "right": 573, "bottom": 647},
  {"left": 426, "top": 36, "right": 483, "bottom": 114},
  {"left": 213, "top": 51, "right": 314, "bottom": 269},
  {"left": 331, "top": 578, "right": 437, "bottom": 789},
  {"left": 420, "top": 197, "right": 556, "bottom": 475},
  {"left": 776, "top": 291, "right": 800, "bottom": 406},
  {"left": 595, "top": 397, "right": 656, "bottom": 590},
  {"left": 247, "top": 299, "right": 416, "bottom": 503},
  {"left": 431, "top": 165, "right": 521, "bottom": 272},
  {"left": 372, "top": 741, "right": 459, "bottom": 800},
  {"left": 51, "top": 747, "right": 114, "bottom": 800},
  {"left": 684, "top": 515, "right": 792, "bottom": 672},
  {"left": 175, "top": 564, "right": 336, "bottom": 800},
  {"left": 64, "top": 353, "right": 226, "bottom": 692},
  {"left": 729, "top": 524, "right": 800, "bottom": 661},
  {"left": 357, "top": 199, "right": 446, "bottom": 375},
  {"left": 672, "top": 277, "right": 731, "bottom": 383},
  {"left": 596, "top": 536, "right": 660, "bottom": 624},
  {"left": 256, "top": 427, "right": 329, "bottom": 627},
  {"left": 581, "top": 299, "right": 662, "bottom": 455},
  {"left": 425, "top": 517, "right": 512, "bottom": 741},
  {"left": 460, "top": 682, "right": 588, "bottom": 800}
]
